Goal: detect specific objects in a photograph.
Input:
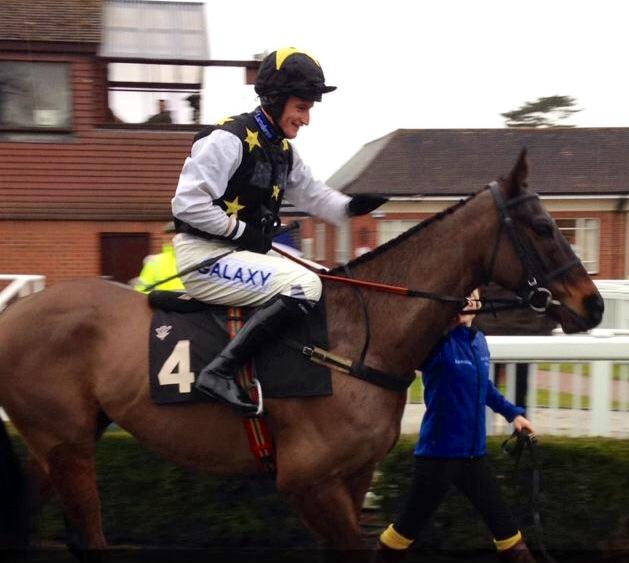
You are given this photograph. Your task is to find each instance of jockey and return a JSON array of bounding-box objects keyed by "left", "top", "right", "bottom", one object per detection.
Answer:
[{"left": 171, "top": 47, "right": 387, "bottom": 416}]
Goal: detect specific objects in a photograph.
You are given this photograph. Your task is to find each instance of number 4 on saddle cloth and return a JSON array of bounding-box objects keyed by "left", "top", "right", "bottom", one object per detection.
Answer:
[{"left": 147, "top": 291, "right": 332, "bottom": 405}]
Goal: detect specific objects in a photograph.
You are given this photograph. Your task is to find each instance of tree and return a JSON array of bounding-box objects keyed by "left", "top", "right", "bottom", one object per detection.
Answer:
[{"left": 501, "top": 95, "right": 581, "bottom": 128}]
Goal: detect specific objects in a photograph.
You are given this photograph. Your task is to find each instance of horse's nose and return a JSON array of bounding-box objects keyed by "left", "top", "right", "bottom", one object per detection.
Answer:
[{"left": 584, "top": 292, "right": 604, "bottom": 327}]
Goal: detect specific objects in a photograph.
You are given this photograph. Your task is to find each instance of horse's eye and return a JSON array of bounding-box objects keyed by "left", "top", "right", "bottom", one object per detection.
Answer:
[{"left": 533, "top": 221, "right": 554, "bottom": 239}]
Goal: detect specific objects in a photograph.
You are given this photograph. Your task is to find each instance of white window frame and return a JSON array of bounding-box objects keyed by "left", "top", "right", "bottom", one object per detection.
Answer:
[
  {"left": 556, "top": 217, "right": 600, "bottom": 275},
  {"left": 377, "top": 219, "right": 421, "bottom": 245},
  {"left": 301, "top": 238, "right": 314, "bottom": 261},
  {"left": 315, "top": 223, "right": 327, "bottom": 261},
  {"left": 335, "top": 221, "right": 351, "bottom": 264}
]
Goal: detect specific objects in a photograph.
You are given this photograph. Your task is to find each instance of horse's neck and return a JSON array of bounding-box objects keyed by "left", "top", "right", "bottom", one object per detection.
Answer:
[{"left": 325, "top": 190, "right": 496, "bottom": 375}]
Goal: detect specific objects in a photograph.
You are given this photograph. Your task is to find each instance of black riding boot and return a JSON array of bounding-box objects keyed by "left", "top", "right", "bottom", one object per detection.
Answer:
[{"left": 195, "top": 295, "right": 314, "bottom": 416}]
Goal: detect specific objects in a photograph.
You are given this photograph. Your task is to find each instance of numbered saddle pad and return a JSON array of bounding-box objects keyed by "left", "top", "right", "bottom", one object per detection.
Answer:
[{"left": 148, "top": 301, "right": 332, "bottom": 404}]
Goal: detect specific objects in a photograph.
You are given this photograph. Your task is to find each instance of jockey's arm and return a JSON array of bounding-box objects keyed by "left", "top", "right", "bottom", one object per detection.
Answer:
[
  {"left": 171, "top": 130, "right": 243, "bottom": 239},
  {"left": 283, "top": 146, "right": 351, "bottom": 227}
]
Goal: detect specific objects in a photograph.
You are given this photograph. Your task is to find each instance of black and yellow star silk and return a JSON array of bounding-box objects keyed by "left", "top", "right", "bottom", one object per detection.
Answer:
[
  {"left": 224, "top": 196, "right": 245, "bottom": 218},
  {"left": 244, "top": 128, "right": 262, "bottom": 152}
]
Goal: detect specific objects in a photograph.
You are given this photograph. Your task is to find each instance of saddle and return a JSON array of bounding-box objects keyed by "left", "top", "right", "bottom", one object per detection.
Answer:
[{"left": 147, "top": 291, "right": 332, "bottom": 405}]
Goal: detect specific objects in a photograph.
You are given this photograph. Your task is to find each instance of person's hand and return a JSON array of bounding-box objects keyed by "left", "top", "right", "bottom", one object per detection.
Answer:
[
  {"left": 513, "top": 415, "right": 535, "bottom": 436},
  {"left": 347, "top": 194, "right": 388, "bottom": 216},
  {"left": 235, "top": 223, "right": 273, "bottom": 254}
]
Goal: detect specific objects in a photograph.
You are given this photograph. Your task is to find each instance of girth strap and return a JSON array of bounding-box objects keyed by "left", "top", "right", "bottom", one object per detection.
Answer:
[
  {"left": 285, "top": 340, "right": 413, "bottom": 394},
  {"left": 228, "top": 307, "right": 276, "bottom": 474}
]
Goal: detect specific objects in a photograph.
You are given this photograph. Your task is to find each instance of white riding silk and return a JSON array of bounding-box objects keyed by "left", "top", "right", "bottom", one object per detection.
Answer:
[{"left": 174, "top": 233, "right": 322, "bottom": 306}]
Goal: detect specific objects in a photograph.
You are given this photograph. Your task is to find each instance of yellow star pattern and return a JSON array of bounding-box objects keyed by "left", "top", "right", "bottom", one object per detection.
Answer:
[
  {"left": 272, "top": 185, "right": 281, "bottom": 200},
  {"left": 275, "top": 47, "right": 320, "bottom": 70},
  {"left": 216, "top": 116, "right": 234, "bottom": 125},
  {"left": 224, "top": 196, "right": 245, "bottom": 218},
  {"left": 244, "top": 128, "right": 262, "bottom": 152},
  {"left": 282, "top": 139, "right": 290, "bottom": 151}
]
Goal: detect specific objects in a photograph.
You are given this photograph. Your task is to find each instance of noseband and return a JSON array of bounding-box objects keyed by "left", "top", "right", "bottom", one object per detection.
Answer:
[{"left": 485, "top": 181, "right": 581, "bottom": 313}]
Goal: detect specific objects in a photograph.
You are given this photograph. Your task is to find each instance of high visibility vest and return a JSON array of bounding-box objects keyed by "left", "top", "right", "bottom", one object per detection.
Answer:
[{"left": 134, "top": 244, "right": 184, "bottom": 293}]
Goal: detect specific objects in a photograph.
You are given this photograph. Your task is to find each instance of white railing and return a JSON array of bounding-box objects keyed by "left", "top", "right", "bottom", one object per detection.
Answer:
[
  {"left": 594, "top": 279, "right": 629, "bottom": 329},
  {"left": 487, "top": 332, "right": 629, "bottom": 438},
  {"left": 0, "top": 274, "right": 46, "bottom": 313},
  {"left": 404, "top": 331, "right": 629, "bottom": 438}
]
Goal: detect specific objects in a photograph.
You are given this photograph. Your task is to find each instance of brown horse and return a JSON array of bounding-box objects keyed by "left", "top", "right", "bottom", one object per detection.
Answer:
[{"left": 0, "top": 151, "right": 603, "bottom": 552}]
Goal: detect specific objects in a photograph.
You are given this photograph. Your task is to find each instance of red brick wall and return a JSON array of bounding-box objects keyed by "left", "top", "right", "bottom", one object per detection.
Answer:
[
  {"left": 335, "top": 210, "right": 625, "bottom": 278},
  {"left": 0, "top": 52, "right": 194, "bottom": 221},
  {"left": 0, "top": 221, "right": 173, "bottom": 286}
]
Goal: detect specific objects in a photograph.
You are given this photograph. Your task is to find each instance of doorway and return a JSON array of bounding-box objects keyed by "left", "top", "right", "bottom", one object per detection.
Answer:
[{"left": 100, "top": 232, "right": 150, "bottom": 284}]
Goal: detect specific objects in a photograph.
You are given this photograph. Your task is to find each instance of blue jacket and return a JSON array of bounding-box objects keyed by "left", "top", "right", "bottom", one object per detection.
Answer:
[{"left": 414, "top": 326, "right": 525, "bottom": 458}]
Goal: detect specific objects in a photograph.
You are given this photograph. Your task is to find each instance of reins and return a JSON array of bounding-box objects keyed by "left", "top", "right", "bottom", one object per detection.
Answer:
[
  {"left": 271, "top": 238, "right": 528, "bottom": 316},
  {"left": 273, "top": 182, "right": 584, "bottom": 322},
  {"left": 271, "top": 243, "right": 483, "bottom": 310},
  {"left": 502, "top": 429, "right": 558, "bottom": 563}
]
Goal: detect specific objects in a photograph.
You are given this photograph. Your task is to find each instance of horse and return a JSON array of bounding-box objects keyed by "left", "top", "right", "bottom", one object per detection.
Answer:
[{"left": 0, "top": 150, "right": 603, "bottom": 554}]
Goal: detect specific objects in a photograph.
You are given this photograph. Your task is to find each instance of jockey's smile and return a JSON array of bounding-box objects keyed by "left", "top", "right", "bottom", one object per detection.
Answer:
[{"left": 275, "top": 97, "right": 313, "bottom": 139}]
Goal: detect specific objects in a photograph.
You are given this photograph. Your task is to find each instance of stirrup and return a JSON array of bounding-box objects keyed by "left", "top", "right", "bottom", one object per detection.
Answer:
[{"left": 246, "top": 378, "right": 264, "bottom": 417}]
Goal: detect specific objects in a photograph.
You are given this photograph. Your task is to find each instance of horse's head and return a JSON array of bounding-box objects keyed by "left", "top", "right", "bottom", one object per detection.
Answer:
[{"left": 484, "top": 149, "right": 604, "bottom": 333}]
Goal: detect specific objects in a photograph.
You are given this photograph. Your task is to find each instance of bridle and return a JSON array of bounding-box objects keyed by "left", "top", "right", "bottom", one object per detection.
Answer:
[
  {"left": 272, "top": 182, "right": 584, "bottom": 318},
  {"left": 485, "top": 181, "right": 582, "bottom": 315}
]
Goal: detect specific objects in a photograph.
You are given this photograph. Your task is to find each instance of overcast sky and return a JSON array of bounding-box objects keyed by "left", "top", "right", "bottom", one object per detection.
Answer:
[{"left": 201, "top": 0, "right": 629, "bottom": 180}]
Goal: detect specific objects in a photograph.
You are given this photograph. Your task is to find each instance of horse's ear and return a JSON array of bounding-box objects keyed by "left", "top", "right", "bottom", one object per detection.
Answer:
[{"left": 506, "top": 148, "right": 529, "bottom": 196}]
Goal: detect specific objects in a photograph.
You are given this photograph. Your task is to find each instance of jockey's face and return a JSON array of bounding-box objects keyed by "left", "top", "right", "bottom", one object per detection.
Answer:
[{"left": 278, "top": 96, "right": 313, "bottom": 139}]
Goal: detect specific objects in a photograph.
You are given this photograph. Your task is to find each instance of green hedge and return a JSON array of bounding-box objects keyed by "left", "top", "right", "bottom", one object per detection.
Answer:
[
  {"left": 25, "top": 429, "right": 314, "bottom": 548},
  {"left": 9, "top": 428, "right": 629, "bottom": 552},
  {"left": 372, "top": 436, "right": 629, "bottom": 553}
]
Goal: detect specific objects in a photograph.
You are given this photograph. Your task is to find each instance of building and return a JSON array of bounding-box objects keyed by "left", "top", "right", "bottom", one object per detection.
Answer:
[
  {"left": 323, "top": 127, "right": 629, "bottom": 278},
  {"left": 2, "top": 1, "right": 628, "bottom": 285},
  {"left": 0, "top": 0, "right": 256, "bottom": 285}
]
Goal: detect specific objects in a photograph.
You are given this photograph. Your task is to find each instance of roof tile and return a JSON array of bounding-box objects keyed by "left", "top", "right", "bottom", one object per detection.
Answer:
[
  {"left": 329, "top": 128, "right": 629, "bottom": 196},
  {"left": 0, "top": 0, "right": 102, "bottom": 43}
]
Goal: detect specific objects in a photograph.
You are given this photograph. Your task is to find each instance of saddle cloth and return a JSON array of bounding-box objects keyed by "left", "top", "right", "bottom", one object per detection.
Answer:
[{"left": 148, "top": 291, "right": 332, "bottom": 405}]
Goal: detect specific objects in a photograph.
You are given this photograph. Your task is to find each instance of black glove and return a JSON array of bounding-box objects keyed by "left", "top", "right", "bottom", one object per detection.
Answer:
[
  {"left": 347, "top": 194, "right": 388, "bottom": 217},
  {"left": 235, "top": 223, "right": 273, "bottom": 254}
]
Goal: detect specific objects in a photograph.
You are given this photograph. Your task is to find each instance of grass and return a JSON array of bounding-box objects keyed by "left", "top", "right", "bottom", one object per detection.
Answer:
[
  {"left": 537, "top": 362, "right": 629, "bottom": 381},
  {"left": 408, "top": 376, "right": 424, "bottom": 403},
  {"left": 411, "top": 375, "right": 628, "bottom": 410}
]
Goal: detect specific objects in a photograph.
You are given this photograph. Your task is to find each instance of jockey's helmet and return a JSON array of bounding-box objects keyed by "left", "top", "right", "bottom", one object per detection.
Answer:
[{"left": 255, "top": 48, "right": 336, "bottom": 122}]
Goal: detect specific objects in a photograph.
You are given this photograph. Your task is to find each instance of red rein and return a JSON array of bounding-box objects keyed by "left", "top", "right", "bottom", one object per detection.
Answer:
[{"left": 271, "top": 244, "right": 411, "bottom": 297}]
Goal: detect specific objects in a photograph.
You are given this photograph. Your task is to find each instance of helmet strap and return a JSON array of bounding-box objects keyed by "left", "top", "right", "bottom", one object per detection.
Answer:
[
  {"left": 254, "top": 107, "right": 284, "bottom": 142},
  {"left": 260, "top": 95, "right": 288, "bottom": 136}
]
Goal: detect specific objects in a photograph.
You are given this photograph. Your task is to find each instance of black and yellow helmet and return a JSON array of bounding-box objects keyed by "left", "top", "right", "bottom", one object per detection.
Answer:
[{"left": 254, "top": 47, "right": 336, "bottom": 103}]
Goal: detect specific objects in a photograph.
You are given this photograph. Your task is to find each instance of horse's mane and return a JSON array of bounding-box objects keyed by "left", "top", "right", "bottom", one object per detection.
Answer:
[{"left": 331, "top": 189, "right": 483, "bottom": 273}]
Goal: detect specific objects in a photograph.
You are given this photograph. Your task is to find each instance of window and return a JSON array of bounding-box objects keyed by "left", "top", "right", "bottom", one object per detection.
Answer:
[
  {"left": 315, "top": 223, "right": 327, "bottom": 261},
  {"left": 556, "top": 218, "right": 600, "bottom": 274},
  {"left": 0, "top": 62, "right": 72, "bottom": 131},
  {"left": 377, "top": 220, "right": 421, "bottom": 245},
  {"left": 335, "top": 222, "right": 351, "bottom": 263},
  {"left": 101, "top": 0, "right": 208, "bottom": 126},
  {"left": 301, "top": 238, "right": 314, "bottom": 261}
]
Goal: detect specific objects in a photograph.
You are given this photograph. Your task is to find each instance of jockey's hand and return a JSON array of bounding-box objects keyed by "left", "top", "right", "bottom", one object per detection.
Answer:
[
  {"left": 513, "top": 415, "right": 535, "bottom": 437},
  {"left": 347, "top": 194, "right": 388, "bottom": 217},
  {"left": 235, "top": 222, "right": 273, "bottom": 254}
]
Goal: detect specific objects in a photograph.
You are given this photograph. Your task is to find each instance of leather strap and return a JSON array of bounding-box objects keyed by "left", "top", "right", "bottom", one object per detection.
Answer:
[{"left": 228, "top": 307, "right": 276, "bottom": 474}]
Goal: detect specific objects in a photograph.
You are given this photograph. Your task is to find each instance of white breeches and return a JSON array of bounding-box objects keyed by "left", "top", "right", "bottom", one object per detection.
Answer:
[{"left": 173, "top": 233, "right": 322, "bottom": 307}]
